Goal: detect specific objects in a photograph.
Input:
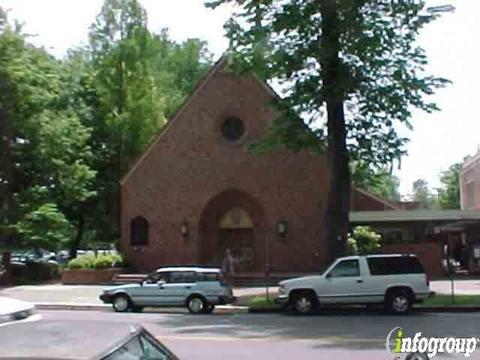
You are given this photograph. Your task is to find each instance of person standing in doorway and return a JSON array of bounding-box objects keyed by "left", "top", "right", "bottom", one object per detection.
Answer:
[{"left": 222, "top": 248, "right": 235, "bottom": 285}]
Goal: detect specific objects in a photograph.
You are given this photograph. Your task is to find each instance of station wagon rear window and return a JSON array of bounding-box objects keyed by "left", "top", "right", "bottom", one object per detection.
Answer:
[
  {"left": 196, "top": 272, "right": 221, "bottom": 282},
  {"left": 367, "top": 257, "right": 425, "bottom": 275}
]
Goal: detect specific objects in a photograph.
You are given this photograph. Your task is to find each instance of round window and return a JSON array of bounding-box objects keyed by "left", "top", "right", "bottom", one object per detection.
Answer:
[{"left": 220, "top": 117, "right": 245, "bottom": 141}]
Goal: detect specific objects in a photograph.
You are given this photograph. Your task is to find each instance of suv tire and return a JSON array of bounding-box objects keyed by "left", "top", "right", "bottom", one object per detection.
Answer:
[
  {"left": 292, "top": 291, "right": 317, "bottom": 314},
  {"left": 203, "top": 304, "right": 215, "bottom": 314},
  {"left": 386, "top": 289, "right": 412, "bottom": 315},
  {"left": 187, "top": 295, "right": 207, "bottom": 314},
  {"left": 112, "top": 294, "right": 131, "bottom": 312}
]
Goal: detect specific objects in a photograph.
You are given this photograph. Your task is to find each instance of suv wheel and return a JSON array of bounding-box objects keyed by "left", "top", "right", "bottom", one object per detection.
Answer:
[
  {"left": 113, "top": 294, "right": 131, "bottom": 312},
  {"left": 292, "top": 292, "right": 317, "bottom": 314},
  {"left": 187, "top": 296, "right": 206, "bottom": 314},
  {"left": 386, "top": 290, "right": 411, "bottom": 314},
  {"left": 203, "top": 304, "right": 215, "bottom": 314}
]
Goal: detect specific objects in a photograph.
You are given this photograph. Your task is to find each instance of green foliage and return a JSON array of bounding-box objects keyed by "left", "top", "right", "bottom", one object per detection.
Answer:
[
  {"left": 347, "top": 226, "right": 381, "bottom": 255},
  {"left": 67, "top": 253, "right": 125, "bottom": 269},
  {"left": 14, "top": 203, "right": 73, "bottom": 251},
  {"left": 207, "top": 0, "right": 449, "bottom": 168},
  {"left": 353, "top": 165, "right": 401, "bottom": 201},
  {"left": 437, "top": 162, "right": 462, "bottom": 209},
  {"left": 0, "top": 1, "right": 212, "bottom": 252}
]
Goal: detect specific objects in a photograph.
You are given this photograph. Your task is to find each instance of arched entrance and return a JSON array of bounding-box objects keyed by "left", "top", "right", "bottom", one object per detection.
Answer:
[{"left": 198, "top": 189, "right": 266, "bottom": 272}]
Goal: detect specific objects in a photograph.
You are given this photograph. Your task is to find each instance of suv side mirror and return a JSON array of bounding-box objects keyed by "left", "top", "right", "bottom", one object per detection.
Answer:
[
  {"left": 157, "top": 280, "right": 166, "bottom": 287},
  {"left": 326, "top": 272, "right": 333, "bottom": 279}
]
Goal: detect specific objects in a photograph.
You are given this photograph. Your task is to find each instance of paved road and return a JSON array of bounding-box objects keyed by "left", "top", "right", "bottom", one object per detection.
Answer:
[{"left": 1, "top": 309, "right": 480, "bottom": 359}]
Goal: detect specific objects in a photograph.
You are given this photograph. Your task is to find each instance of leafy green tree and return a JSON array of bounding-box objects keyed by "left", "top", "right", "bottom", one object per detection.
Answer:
[
  {"left": 354, "top": 165, "right": 401, "bottom": 201},
  {"left": 14, "top": 203, "right": 73, "bottom": 253},
  {"left": 0, "top": 11, "right": 95, "bottom": 254},
  {"left": 87, "top": 0, "right": 212, "bottom": 244},
  {"left": 208, "top": 0, "right": 448, "bottom": 261},
  {"left": 437, "top": 162, "right": 462, "bottom": 209},
  {"left": 150, "top": 31, "right": 212, "bottom": 116},
  {"left": 88, "top": 0, "right": 166, "bottom": 243}
]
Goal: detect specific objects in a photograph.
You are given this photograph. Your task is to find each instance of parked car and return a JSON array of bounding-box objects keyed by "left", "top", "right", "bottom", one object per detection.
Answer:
[
  {"left": 94, "top": 326, "right": 178, "bottom": 360},
  {"left": 100, "top": 267, "right": 235, "bottom": 314},
  {"left": 276, "top": 254, "right": 432, "bottom": 315},
  {"left": 0, "top": 296, "right": 40, "bottom": 326}
]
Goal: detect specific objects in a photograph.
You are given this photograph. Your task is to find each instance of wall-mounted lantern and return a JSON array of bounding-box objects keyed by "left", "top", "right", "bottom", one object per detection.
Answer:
[
  {"left": 277, "top": 220, "right": 288, "bottom": 237},
  {"left": 181, "top": 221, "right": 189, "bottom": 238}
]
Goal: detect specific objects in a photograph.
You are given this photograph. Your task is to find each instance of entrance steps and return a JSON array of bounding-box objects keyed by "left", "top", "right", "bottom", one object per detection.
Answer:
[{"left": 112, "top": 273, "right": 147, "bottom": 284}]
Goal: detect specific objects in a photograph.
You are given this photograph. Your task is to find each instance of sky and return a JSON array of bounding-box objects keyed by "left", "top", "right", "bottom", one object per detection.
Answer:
[{"left": 0, "top": 0, "right": 478, "bottom": 198}]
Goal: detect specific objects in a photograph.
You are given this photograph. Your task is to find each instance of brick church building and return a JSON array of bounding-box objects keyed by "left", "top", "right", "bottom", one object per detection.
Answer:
[{"left": 120, "top": 57, "right": 401, "bottom": 274}]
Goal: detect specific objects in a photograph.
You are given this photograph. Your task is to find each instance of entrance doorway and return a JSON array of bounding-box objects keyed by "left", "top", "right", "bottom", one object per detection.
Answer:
[
  {"left": 198, "top": 189, "right": 265, "bottom": 273},
  {"left": 218, "top": 207, "right": 255, "bottom": 271}
]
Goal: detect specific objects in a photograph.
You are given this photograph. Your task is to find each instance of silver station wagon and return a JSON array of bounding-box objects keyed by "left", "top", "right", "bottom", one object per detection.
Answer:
[{"left": 99, "top": 267, "right": 235, "bottom": 314}]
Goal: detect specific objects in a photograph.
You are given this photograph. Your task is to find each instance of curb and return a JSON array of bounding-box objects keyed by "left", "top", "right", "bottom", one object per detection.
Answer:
[
  {"left": 415, "top": 307, "right": 480, "bottom": 313},
  {"left": 248, "top": 306, "right": 480, "bottom": 314},
  {"left": 34, "top": 302, "right": 249, "bottom": 314},
  {"left": 34, "top": 303, "right": 480, "bottom": 314},
  {"left": 35, "top": 303, "right": 110, "bottom": 311}
]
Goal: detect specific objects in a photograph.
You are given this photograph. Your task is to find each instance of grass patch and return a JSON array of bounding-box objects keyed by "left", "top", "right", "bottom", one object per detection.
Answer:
[
  {"left": 420, "top": 294, "right": 480, "bottom": 307},
  {"left": 249, "top": 296, "right": 281, "bottom": 309}
]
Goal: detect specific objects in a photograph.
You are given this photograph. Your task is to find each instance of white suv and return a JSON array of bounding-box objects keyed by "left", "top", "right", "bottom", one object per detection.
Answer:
[
  {"left": 276, "top": 254, "right": 431, "bottom": 314},
  {"left": 100, "top": 267, "right": 235, "bottom": 314}
]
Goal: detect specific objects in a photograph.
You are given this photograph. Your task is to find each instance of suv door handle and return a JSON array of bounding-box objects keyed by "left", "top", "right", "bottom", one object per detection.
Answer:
[
  {"left": 357, "top": 279, "right": 363, "bottom": 283},
  {"left": 185, "top": 286, "right": 191, "bottom": 289}
]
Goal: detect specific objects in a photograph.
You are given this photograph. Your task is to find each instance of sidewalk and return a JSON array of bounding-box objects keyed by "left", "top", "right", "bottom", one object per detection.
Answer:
[{"left": 0, "top": 283, "right": 271, "bottom": 312}]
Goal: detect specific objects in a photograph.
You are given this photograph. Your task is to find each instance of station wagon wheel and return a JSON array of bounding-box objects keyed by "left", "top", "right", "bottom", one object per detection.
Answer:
[
  {"left": 112, "top": 294, "right": 131, "bottom": 312},
  {"left": 292, "top": 292, "right": 317, "bottom": 315},
  {"left": 187, "top": 296, "right": 207, "bottom": 314}
]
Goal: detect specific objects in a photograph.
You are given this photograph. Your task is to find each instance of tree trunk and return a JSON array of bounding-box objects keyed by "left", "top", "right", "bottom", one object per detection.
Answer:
[
  {"left": 69, "top": 214, "right": 85, "bottom": 259},
  {"left": 320, "top": 0, "right": 351, "bottom": 263}
]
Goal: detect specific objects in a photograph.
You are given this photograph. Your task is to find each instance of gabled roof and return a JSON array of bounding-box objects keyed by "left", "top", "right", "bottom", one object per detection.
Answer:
[
  {"left": 350, "top": 209, "right": 480, "bottom": 223},
  {"left": 120, "top": 55, "right": 279, "bottom": 185},
  {"left": 352, "top": 186, "right": 401, "bottom": 210}
]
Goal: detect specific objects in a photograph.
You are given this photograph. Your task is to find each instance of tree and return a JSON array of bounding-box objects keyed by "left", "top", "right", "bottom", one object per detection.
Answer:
[
  {"left": 15, "top": 203, "right": 73, "bottom": 253},
  {"left": 354, "top": 166, "right": 401, "bottom": 201},
  {"left": 411, "top": 178, "right": 437, "bottom": 209},
  {"left": 207, "top": 0, "right": 448, "bottom": 261},
  {"left": 437, "top": 162, "right": 462, "bottom": 209},
  {"left": 0, "top": 10, "right": 95, "bottom": 254},
  {"left": 87, "top": 0, "right": 213, "bottom": 245}
]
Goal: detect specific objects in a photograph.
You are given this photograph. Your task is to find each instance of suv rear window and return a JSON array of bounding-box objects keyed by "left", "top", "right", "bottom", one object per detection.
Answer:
[{"left": 367, "top": 256, "right": 425, "bottom": 275}]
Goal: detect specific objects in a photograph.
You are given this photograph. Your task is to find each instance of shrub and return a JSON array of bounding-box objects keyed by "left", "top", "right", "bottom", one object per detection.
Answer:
[
  {"left": 347, "top": 226, "right": 381, "bottom": 255},
  {"left": 67, "top": 254, "right": 96, "bottom": 269},
  {"left": 67, "top": 253, "right": 125, "bottom": 269},
  {"left": 93, "top": 255, "right": 113, "bottom": 269}
]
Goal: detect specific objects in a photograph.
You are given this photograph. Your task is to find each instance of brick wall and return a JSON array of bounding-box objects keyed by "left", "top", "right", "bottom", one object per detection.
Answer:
[
  {"left": 121, "top": 61, "right": 331, "bottom": 273},
  {"left": 381, "top": 241, "right": 445, "bottom": 278},
  {"left": 460, "top": 154, "right": 480, "bottom": 210}
]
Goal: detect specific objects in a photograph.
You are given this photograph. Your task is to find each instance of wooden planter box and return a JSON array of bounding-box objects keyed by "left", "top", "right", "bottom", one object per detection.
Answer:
[{"left": 61, "top": 268, "right": 124, "bottom": 285}]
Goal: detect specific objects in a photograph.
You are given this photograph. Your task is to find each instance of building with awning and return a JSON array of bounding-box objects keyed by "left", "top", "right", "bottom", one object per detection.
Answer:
[{"left": 350, "top": 210, "right": 480, "bottom": 277}]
